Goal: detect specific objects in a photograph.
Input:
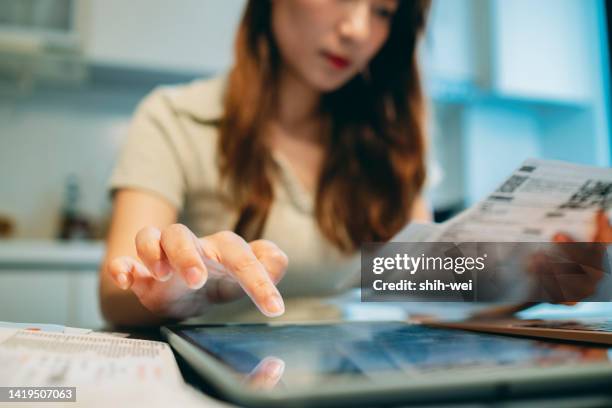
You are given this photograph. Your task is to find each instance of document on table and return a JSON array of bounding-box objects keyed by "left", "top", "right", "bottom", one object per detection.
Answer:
[
  {"left": 430, "top": 158, "right": 612, "bottom": 242},
  {"left": 0, "top": 327, "right": 230, "bottom": 407}
]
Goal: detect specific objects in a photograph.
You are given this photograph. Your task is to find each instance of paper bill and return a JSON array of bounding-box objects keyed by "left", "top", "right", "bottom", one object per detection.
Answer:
[
  {"left": 0, "top": 328, "right": 182, "bottom": 387},
  {"left": 0, "top": 328, "right": 230, "bottom": 407},
  {"left": 431, "top": 158, "right": 612, "bottom": 242}
]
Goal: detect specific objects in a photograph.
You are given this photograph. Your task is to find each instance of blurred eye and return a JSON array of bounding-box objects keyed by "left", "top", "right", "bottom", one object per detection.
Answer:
[{"left": 372, "top": 5, "right": 397, "bottom": 20}]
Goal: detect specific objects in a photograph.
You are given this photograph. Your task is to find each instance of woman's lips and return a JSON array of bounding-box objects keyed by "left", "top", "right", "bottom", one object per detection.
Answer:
[{"left": 322, "top": 52, "right": 351, "bottom": 70}]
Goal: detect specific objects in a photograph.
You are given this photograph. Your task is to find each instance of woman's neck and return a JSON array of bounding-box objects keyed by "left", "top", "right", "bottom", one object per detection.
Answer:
[
  {"left": 268, "top": 67, "right": 326, "bottom": 193},
  {"left": 273, "top": 67, "right": 323, "bottom": 139}
]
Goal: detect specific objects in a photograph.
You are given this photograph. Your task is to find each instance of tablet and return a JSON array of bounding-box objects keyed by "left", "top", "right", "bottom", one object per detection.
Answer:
[{"left": 162, "top": 321, "right": 612, "bottom": 407}]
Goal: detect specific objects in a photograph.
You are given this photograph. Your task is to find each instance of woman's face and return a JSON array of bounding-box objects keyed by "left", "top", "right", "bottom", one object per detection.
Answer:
[{"left": 271, "top": 0, "right": 399, "bottom": 92}]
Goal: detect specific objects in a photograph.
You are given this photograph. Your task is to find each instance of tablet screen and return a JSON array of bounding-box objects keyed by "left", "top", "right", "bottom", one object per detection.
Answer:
[{"left": 175, "top": 322, "right": 611, "bottom": 390}]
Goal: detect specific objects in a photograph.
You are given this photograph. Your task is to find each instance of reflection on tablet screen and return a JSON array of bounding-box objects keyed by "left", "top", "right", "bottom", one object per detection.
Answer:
[{"left": 177, "top": 322, "right": 611, "bottom": 390}]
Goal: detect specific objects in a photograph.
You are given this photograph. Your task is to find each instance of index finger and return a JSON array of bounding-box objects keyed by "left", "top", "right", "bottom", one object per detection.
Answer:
[
  {"left": 201, "top": 232, "right": 285, "bottom": 317},
  {"left": 245, "top": 356, "right": 285, "bottom": 390}
]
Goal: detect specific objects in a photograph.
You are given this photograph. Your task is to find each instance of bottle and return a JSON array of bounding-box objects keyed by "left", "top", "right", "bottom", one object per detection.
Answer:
[{"left": 58, "top": 175, "right": 93, "bottom": 240}]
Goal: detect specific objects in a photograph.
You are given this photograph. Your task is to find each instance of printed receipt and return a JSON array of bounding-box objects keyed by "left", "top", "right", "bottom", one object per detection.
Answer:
[
  {"left": 0, "top": 328, "right": 181, "bottom": 387},
  {"left": 0, "top": 328, "right": 230, "bottom": 407},
  {"left": 430, "top": 158, "right": 612, "bottom": 242}
]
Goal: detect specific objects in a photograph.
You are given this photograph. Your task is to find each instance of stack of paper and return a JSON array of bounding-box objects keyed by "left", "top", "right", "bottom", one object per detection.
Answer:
[{"left": 0, "top": 326, "right": 230, "bottom": 407}]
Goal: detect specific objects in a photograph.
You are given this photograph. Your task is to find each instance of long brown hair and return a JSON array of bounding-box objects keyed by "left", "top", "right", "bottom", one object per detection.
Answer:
[{"left": 219, "top": 0, "right": 431, "bottom": 252}]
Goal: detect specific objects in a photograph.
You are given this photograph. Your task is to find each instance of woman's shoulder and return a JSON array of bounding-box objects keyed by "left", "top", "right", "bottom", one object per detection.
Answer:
[
  {"left": 118, "top": 74, "right": 229, "bottom": 202},
  {"left": 137, "top": 73, "right": 227, "bottom": 123}
]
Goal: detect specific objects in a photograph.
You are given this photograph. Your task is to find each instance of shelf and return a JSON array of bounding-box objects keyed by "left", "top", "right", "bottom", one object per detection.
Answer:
[
  {"left": 428, "top": 78, "right": 591, "bottom": 111},
  {"left": 0, "top": 240, "right": 104, "bottom": 271}
]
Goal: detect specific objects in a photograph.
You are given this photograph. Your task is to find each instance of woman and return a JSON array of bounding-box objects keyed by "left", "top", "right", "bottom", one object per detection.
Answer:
[{"left": 99, "top": 0, "right": 611, "bottom": 327}]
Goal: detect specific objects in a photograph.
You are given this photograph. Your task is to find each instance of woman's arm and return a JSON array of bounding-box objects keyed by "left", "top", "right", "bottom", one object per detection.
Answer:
[{"left": 99, "top": 189, "right": 178, "bottom": 326}]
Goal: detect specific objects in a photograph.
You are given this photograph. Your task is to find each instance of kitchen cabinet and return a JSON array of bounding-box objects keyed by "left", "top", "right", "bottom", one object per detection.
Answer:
[
  {"left": 427, "top": 0, "right": 610, "bottom": 208},
  {"left": 425, "top": 0, "right": 602, "bottom": 104},
  {"left": 490, "top": 0, "right": 594, "bottom": 103},
  {"left": 0, "top": 240, "right": 105, "bottom": 329},
  {"left": 83, "top": 0, "right": 245, "bottom": 74},
  {"left": 423, "top": 0, "right": 491, "bottom": 91}
]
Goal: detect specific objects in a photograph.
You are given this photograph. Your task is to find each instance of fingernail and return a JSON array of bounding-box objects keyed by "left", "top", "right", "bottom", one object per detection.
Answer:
[
  {"left": 265, "top": 295, "right": 285, "bottom": 317},
  {"left": 185, "top": 267, "right": 205, "bottom": 289},
  {"left": 154, "top": 261, "right": 171, "bottom": 281},
  {"left": 117, "top": 273, "right": 129, "bottom": 290},
  {"left": 268, "top": 360, "right": 284, "bottom": 377}
]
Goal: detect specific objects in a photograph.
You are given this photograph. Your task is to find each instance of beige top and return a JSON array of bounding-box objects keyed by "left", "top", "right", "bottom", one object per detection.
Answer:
[{"left": 109, "top": 75, "right": 358, "bottom": 322}]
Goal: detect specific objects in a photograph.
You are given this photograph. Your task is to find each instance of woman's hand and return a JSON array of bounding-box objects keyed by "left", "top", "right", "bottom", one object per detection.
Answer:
[
  {"left": 106, "top": 224, "right": 288, "bottom": 320},
  {"left": 554, "top": 210, "right": 612, "bottom": 244},
  {"left": 528, "top": 210, "right": 611, "bottom": 302}
]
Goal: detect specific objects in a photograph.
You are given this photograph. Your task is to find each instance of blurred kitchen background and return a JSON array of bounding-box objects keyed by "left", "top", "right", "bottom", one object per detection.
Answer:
[{"left": 0, "top": 0, "right": 610, "bottom": 328}]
